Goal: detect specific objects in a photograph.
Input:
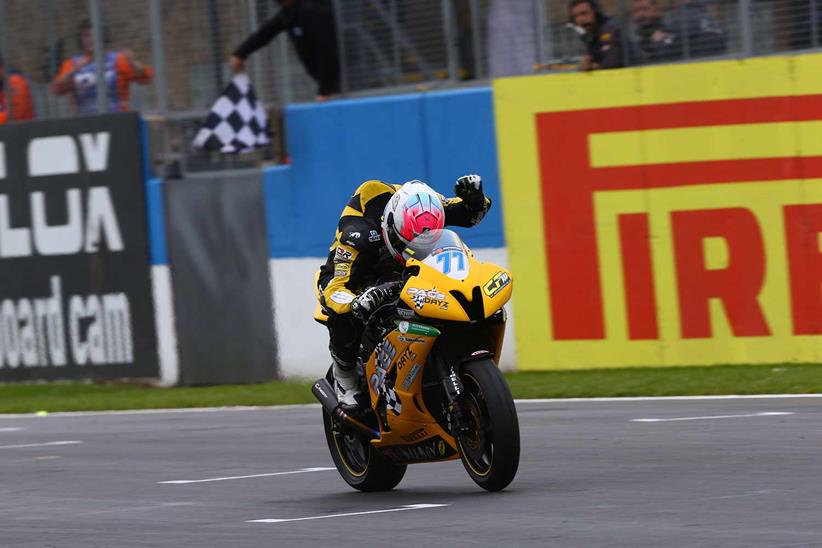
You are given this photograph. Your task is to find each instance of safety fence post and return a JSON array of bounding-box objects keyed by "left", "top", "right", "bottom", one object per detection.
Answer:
[
  {"left": 90, "top": 0, "right": 107, "bottom": 113},
  {"left": 149, "top": 0, "right": 168, "bottom": 115},
  {"left": 738, "top": 0, "right": 754, "bottom": 56},
  {"left": 534, "top": 0, "right": 548, "bottom": 70},
  {"left": 332, "top": 0, "right": 349, "bottom": 96},
  {"left": 443, "top": 0, "right": 459, "bottom": 81},
  {"left": 0, "top": 0, "right": 6, "bottom": 121},
  {"left": 468, "top": 0, "right": 484, "bottom": 79}
]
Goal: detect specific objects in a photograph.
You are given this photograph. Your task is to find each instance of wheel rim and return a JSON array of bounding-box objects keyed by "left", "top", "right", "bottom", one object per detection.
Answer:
[
  {"left": 457, "top": 373, "right": 494, "bottom": 477},
  {"left": 331, "top": 415, "right": 370, "bottom": 477}
]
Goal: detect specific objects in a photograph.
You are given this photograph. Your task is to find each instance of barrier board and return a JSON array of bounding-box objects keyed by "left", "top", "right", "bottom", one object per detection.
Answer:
[
  {"left": 0, "top": 113, "right": 159, "bottom": 381},
  {"left": 494, "top": 54, "right": 822, "bottom": 368}
]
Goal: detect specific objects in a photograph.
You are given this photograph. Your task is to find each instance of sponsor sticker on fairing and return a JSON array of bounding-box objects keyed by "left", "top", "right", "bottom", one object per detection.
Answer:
[
  {"left": 394, "top": 320, "right": 440, "bottom": 337},
  {"left": 406, "top": 287, "right": 448, "bottom": 310},
  {"left": 401, "top": 427, "right": 428, "bottom": 442},
  {"left": 369, "top": 340, "right": 397, "bottom": 393},
  {"left": 381, "top": 435, "right": 456, "bottom": 463},
  {"left": 401, "top": 363, "right": 422, "bottom": 390},
  {"left": 483, "top": 271, "right": 511, "bottom": 298},
  {"left": 395, "top": 347, "right": 416, "bottom": 370},
  {"left": 397, "top": 308, "right": 417, "bottom": 320}
]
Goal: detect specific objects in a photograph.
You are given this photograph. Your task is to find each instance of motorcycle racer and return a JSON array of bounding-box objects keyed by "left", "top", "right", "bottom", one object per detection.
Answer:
[{"left": 317, "top": 176, "right": 491, "bottom": 409}]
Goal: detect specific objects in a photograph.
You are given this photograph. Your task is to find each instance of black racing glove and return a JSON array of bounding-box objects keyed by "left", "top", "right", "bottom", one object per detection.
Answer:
[
  {"left": 455, "top": 174, "right": 486, "bottom": 211},
  {"left": 350, "top": 281, "right": 401, "bottom": 322}
]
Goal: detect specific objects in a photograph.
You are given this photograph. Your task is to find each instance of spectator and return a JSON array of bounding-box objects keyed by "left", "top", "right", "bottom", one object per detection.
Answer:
[
  {"left": 52, "top": 19, "right": 153, "bottom": 114},
  {"left": 230, "top": 0, "right": 340, "bottom": 101},
  {"left": 0, "top": 54, "right": 34, "bottom": 124},
  {"left": 632, "top": 0, "right": 726, "bottom": 62},
  {"left": 789, "top": 0, "right": 822, "bottom": 50},
  {"left": 487, "top": 0, "right": 538, "bottom": 78},
  {"left": 568, "top": 0, "right": 626, "bottom": 71},
  {"left": 454, "top": 0, "right": 479, "bottom": 80}
]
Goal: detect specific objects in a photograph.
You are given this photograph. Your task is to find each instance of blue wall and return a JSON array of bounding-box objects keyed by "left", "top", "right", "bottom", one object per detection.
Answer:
[{"left": 263, "top": 87, "right": 504, "bottom": 258}]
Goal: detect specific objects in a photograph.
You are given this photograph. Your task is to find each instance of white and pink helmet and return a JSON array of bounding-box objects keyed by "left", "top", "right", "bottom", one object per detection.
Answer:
[{"left": 381, "top": 180, "right": 445, "bottom": 264}]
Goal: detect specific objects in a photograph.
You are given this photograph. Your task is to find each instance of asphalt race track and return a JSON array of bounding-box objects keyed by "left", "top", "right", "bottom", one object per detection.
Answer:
[{"left": 1, "top": 396, "right": 821, "bottom": 547}]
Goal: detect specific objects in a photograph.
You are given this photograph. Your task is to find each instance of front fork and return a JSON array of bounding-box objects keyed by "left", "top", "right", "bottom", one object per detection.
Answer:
[{"left": 435, "top": 356, "right": 472, "bottom": 436}]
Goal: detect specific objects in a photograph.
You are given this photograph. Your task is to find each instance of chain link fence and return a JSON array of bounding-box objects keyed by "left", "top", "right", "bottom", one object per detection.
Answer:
[{"left": 0, "top": 0, "right": 821, "bottom": 171}]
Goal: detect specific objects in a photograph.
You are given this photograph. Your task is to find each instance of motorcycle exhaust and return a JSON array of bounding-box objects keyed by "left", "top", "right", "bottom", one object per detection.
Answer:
[{"left": 312, "top": 379, "right": 380, "bottom": 440}]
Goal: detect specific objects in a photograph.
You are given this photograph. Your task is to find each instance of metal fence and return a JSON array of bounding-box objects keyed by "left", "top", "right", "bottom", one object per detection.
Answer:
[{"left": 0, "top": 0, "right": 821, "bottom": 171}]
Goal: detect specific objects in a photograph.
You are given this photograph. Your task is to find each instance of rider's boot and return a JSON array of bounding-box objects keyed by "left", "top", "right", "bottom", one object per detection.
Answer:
[{"left": 331, "top": 352, "right": 361, "bottom": 411}]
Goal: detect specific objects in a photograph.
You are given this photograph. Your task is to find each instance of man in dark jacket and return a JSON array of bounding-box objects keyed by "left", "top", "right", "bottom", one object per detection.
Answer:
[
  {"left": 631, "top": 0, "right": 726, "bottom": 63},
  {"left": 789, "top": 0, "right": 822, "bottom": 50},
  {"left": 568, "top": 0, "right": 626, "bottom": 71},
  {"left": 230, "top": 0, "right": 340, "bottom": 101}
]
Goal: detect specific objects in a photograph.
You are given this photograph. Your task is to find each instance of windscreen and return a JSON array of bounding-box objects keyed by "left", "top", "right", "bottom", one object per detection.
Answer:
[{"left": 403, "top": 229, "right": 471, "bottom": 280}]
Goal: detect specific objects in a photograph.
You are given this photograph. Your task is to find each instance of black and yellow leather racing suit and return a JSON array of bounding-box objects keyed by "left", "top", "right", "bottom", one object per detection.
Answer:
[{"left": 317, "top": 179, "right": 491, "bottom": 366}]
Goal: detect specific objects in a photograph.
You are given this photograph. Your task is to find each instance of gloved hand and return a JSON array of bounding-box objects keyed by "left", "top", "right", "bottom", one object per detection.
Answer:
[
  {"left": 351, "top": 281, "right": 401, "bottom": 321},
  {"left": 455, "top": 174, "right": 485, "bottom": 210}
]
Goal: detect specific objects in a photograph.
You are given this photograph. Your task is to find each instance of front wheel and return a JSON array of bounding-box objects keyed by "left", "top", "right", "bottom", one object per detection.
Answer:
[{"left": 456, "top": 358, "right": 520, "bottom": 491}]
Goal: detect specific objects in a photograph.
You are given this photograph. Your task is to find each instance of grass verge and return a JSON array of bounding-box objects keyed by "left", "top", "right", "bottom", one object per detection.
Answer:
[
  {"left": 505, "top": 363, "right": 822, "bottom": 399},
  {"left": 1, "top": 364, "right": 821, "bottom": 414}
]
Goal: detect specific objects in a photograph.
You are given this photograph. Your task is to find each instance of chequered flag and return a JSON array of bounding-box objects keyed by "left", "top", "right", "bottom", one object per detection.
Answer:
[
  {"left": 381, "top": 383, "right": 402, "bottom": 416},
  {"left": 193, "top": 73, "right": 271, "bottom": 154}
]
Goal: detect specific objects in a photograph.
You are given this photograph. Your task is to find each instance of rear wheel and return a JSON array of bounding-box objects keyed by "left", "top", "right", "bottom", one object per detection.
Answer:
[
  {"left": 321, "top": 370, "right": 406, "bottom": 491},
  {"left": 456, "top": 358, "right": 520, "bottom": 491}
]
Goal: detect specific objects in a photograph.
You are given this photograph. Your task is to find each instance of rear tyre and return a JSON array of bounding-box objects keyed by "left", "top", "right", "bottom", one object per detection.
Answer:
[
  {"left": 321, "top": 369, "right": 406, "bottom": 492},
  {"left": 456, "top": 358, "right": 520, "bottom": 491}
]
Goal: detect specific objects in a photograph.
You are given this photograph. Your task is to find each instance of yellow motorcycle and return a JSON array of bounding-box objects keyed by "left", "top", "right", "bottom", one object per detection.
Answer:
[{"left": 312, "top": 229, "right": 519, "bottom": 492}]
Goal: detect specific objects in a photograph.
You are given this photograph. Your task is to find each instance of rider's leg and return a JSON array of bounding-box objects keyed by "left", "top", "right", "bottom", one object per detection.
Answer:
[{"left": 327, "top": 312, "right": 364, "bottom": 408}]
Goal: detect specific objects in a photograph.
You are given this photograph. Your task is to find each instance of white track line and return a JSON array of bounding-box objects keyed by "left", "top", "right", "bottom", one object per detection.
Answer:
[
  {"left": 0, "top": 427, "right": 24, "bottom": 432},
  {"left": 632, "top": 412, "right": 795, "bottom": 423},
  {"left": 518, "top": 394, "right": 822, "bottom": 403},
  {"left": 0, "top": 404, "right": 322, "bottom": 419},
  {"left": 248, "top": 503, "right": 450, "bottom": 524},
  {"left": 0, "top": 402, "right": 321, "bottom": 419},
  {"left": 0, "top": 440, "right": 82, "bottom": 450},
  {"left": 159, "top": 467, "right": 334, "bottom": 484},
  {"left": 1, "top": 394, "right": 821, "bottom": 419}
]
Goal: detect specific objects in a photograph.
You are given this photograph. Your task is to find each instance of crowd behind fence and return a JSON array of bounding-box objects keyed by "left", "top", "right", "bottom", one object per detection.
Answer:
[{"left": 0, "top": 0, "right": 821, "bottom": 172}]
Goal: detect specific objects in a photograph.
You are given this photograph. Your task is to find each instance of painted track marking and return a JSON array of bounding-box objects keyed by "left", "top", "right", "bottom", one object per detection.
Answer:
[
  {"left": 709, "top": 489, "right": 795, "bottom": 500},
  {"left": 0, "top": 427, "right": 24, "bottom": 432},
  {"left": 632, "top": 411, "right": 795, "bottom": 423},
  {"left": 159, "top": 467, "right": 334, "bottom": 484},
  {"left": 2, "top": 394, "right": 822, "bottom": 418},
  {"left": 0, "top": 440, "right": 82, "bottom": 449},
  {"left": 248, "top": 503, "right": 450, "bottom": 524}
]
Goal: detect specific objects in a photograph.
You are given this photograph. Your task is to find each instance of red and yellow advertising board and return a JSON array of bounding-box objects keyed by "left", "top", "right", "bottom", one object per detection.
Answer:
[{"left": 494, "top": 54, "right": 822, "bottom": 369}]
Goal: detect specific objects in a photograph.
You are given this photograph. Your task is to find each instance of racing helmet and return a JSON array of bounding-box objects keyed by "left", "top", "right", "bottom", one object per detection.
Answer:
[{"left": 381, "top": 180, "right": 445, "bottom": 264}]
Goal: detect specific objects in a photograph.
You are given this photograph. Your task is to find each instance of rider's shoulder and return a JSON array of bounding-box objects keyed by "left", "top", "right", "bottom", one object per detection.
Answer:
[
  {"left": 354, "top": 179, "right": 400, "bottom": 200},
  {"left": 339, "top": 220, "right": 380, "bottom": 251}
]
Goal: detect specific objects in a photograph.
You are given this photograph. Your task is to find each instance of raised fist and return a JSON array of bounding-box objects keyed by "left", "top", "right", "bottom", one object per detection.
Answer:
[{"left": 455, "top": 174, "right": 484, "bottom": 209}]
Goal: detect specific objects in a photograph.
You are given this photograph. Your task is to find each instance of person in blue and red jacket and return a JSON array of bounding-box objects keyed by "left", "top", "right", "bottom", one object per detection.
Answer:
[{"left": 52, "top": 19, "right": 153, "bottom": 114}]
